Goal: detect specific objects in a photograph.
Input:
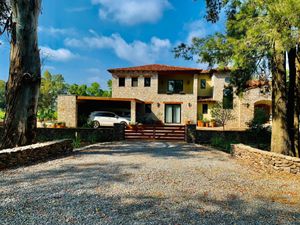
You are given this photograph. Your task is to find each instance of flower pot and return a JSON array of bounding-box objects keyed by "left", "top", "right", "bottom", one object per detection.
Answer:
[
  {"left": 210, "top": 121, "right": 216, "bottom": 127},
  {"left": 197, "top": 120, "right": 204, "bottom": 127},
  {"left": 205, "top": 122, "right": 210, "bottom": 127}
]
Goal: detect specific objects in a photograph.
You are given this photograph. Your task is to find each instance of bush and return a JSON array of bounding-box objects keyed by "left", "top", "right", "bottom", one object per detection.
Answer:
[
  {"left": 210, "top": 134, "right": 238, "bottom": 153},
  {"left": 0, "top": 110, "right": 5, "bottom": 121}
]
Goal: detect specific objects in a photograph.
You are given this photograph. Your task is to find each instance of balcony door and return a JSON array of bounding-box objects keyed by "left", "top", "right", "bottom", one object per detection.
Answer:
[{"left": 165, "top": 104, "right": 181, "bottom": 124}]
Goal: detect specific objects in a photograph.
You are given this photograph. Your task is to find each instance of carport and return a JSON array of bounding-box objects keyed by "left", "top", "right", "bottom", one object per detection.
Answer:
[{"left": 57, "top": 95, "right": 144, "bottom": 128}]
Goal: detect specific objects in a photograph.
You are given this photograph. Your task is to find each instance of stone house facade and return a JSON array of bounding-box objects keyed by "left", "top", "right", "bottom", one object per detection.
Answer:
[{"left": 57, "top": 64, "right": 271, "bottom": 129}]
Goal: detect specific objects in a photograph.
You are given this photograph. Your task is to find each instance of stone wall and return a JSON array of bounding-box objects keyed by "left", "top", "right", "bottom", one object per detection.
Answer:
[
  {"left": 231, "top": 144, "right": 300, "bottom": 175},
  {"left": 0, "top": 140, "right": 73, "bottom": 170},
  {"left": 0, "top": 125, "right": 124, "bottom": 144},
  {"left": 57, "top": 95, "right": 77, "bottom": 128}
]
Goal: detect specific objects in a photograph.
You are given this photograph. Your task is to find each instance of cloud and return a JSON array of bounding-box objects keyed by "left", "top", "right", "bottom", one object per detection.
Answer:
[
  {"left": 91, "top": 0, "right": 172, "bottom": 25},
  {"left": 65, "top": 34, "right": 171, "bottom": 65},
  {"left": 40, "top": 46, "right": 77, "bottom": 62},
  {"left": 38, "top": 26, "right": 77, "bottom": 36},
  {"left": 185, "top": 17, "right": 226, "bottom": 44}
]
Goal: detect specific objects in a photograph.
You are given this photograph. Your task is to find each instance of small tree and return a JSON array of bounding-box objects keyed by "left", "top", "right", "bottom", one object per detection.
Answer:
[{"left": 211, "top": 101, "right": 235, "bottom": 130}]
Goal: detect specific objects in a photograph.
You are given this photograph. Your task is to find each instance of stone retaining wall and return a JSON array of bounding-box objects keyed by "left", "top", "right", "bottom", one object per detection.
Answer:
[
  {"left": 231, "top": 144, "right": 300, "bottom": 175},
  {"left": 0, "top": 140, "right": 73, "bottom": 170},
  {"left": 0, "top": 124, "right": 125, "bottom": 144}
]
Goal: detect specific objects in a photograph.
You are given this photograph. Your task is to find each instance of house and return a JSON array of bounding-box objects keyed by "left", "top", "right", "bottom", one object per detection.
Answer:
[{"left": 58, "top": 64, "right": 271, "bottom": 129}]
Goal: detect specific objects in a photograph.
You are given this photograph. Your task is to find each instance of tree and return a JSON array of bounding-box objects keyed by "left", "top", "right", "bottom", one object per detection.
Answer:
[
  {"left": 175, "top": 0, "right": 300, "bottom": 156},
  {"left": 68, "top": 84, "right": 88, "bottom": 96},
  {"left": 211, "top": 101, "right": 235, "bottom": 130},
  {"left": 38, "top": 70, "right": 67, "bottom": 120},
  {"left": 1, "top": 0, "right": 42, "bottom": 149},
  {"left": 87, "top": 82, "right": 103, "bottom": 96},
  {"left": 0, "top": 80, "right": 5, "bottom": 109}
]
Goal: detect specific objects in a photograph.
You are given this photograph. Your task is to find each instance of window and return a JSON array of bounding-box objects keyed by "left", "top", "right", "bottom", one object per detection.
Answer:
[
  {"left": 144, "top": 77, "right": 151, "bottom": 87},
  {"left": 119, "top": 77, "right": 125, "bottom": 87},
  {"left": 145, "top": 104, "right": 152, "bottom": 113},
  {"left": 165, "top": 104, "right": 181, "bottom": 124},
  {"left": 201, "top": 79, "right": 206, "bottom": 89},
  {"left": 102, "top": 112, "right": 116, "bottom": 117},
  {"left": 132, "top": 77, "right": 138, "bottom": 87},
  {"left": 167, "top": 80, "right": 183, "bottom": 93},
  {"left": 223, "top": 87, "right": 233, "bottom": 109},
  {"left": 202, "top": 104, "right": 208, "bottom": 114}
]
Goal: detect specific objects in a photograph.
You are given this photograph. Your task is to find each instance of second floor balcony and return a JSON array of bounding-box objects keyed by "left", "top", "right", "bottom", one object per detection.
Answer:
[{"left": 157, "top": 75, "right": 194, "bottom": 95}]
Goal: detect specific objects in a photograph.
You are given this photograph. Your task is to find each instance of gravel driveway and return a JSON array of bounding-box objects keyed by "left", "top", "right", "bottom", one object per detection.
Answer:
[{"left": 1, "top": 141, "right": 300, "bottom": 225}]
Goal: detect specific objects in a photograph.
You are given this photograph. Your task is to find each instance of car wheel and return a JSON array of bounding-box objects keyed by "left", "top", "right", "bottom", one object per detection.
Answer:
[
  {"left": 93, "top": 121, "right": 100, "bottom": 128},
  {"left": 120, "top": 121, "right": 128, "bottom": 127}
]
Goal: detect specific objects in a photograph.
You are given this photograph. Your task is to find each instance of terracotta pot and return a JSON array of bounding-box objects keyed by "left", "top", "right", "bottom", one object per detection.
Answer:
[
  {"left": 205, "top": 122, "right": 209, "bottom": 127},
  {"left": 210, "top": 121, "right": 216, "bottom": 127},
  {"left": 197, "top": 120, "right": 204, "bottom": 127}
]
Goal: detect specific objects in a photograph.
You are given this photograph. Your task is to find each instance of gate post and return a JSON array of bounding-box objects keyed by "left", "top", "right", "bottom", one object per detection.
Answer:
[
  {"left": 114, "top": 123, "right": 125, "bottom": 141},
  {"left": 186, "top": 124, "right": 197, "bottom": 143}
]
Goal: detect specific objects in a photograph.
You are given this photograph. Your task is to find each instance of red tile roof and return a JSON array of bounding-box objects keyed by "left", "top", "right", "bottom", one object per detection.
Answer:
[
  {"left": 246, "top": 80, "right": 271, "bottom": 89},
  {"left": 108, "top": 64, "right": 203, "bottom": 73}
]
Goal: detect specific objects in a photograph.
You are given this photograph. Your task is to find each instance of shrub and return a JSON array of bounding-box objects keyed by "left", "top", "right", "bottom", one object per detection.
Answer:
[
  {"left": 0, "top": 110, "right": 5, "bottom": 121},
  {"left": 210, "top": 135, "right": 237, "bottom": 153}
]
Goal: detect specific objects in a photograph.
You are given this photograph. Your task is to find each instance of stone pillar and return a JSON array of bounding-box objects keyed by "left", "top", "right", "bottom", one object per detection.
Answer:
[
  {"left": 186, "top": 124, "right": 197, "bottom": 143},
  {"left": 57, "top": 95, "right": 77, "bottom": 128},
  {"left": 130, "top": 100, "right": 136, "bottom": 124},
  {"left": 114, "top": 123, "right": 125, "bottom": 141}
]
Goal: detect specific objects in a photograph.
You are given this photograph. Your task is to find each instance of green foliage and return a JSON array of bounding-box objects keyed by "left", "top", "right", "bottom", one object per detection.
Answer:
[
  {"left": 72, "top": 135, "right": 82, "bottom": 148},
  {"left": 0, "top": 109, "right": 5, "bottom": 121},
  {"left": 247, "top": 108, "right": 271, "bottom": 148},
  {"left": 210, "top": 135, "right": 236, "bottom": 153},
  {"left": 0, "top": 80, "right": 5, "bottom": 109},
  {"left": 38, "top": 70, "right": 112, "bottom": 120},
  {"left": 175, "top": 0, "right": 300, "bottom": 93},
  {"left": 248, "top": 108, "right": 270, "bottom": 128},
  {"left": 38, "top": 70, "right": 67, "bottom": 120}
]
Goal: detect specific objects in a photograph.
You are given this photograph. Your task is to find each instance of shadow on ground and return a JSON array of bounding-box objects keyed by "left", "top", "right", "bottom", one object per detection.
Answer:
[
  {"left": 76, "top": 141, "right": 228, "bottom": 160},
  {"left": 0, "top": 141, "right": 299, "bottom": 224}
]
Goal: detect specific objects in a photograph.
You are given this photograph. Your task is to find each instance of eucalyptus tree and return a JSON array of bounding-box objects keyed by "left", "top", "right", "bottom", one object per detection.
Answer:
[
  {"left": 0, "top": 0, "right": 42, "bottom": 149},
  {"left": 175, "top": 0, "right": 300, "bottom": 156}
]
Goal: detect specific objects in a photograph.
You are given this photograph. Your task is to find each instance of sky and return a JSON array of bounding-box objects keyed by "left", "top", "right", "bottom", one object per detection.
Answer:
[{"left": 0, "top": 0, "right": 225, "bottom": 90}]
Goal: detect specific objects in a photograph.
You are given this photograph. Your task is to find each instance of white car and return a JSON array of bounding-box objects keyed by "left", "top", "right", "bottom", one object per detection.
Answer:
[{"left": 89, "top": 111, "right": 130, "bottom": 128}]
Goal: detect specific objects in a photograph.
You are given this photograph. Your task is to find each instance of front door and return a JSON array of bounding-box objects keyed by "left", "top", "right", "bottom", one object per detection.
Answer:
[{"left": 165, "top": 104, "right": 181, "bottom": 124}]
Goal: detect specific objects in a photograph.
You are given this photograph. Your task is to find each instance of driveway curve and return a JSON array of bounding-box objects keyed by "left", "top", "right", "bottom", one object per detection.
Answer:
[{"left": 1, "top": 141, "right": 300, "bottom": 225}]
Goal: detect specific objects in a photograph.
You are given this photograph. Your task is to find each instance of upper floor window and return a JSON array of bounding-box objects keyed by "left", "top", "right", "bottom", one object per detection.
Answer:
[
  {"left": 200, "top": 79, "right": 206, "bottom": 89},
  {"left": 132, "top": 77, "right": 138, "bottom": 87},
  {"left": 144, "top": 77, "right": 151, "bottom": 87},
  {"left": 202, "top": 104, "right": 208, "bottom": 114},
  {"left": 223, "top": 87, "right": 233, "bottom": 109},
  {"left": 119, "top": 77, "right": 125, "bottom": 87},
  {"left": 167, "top": 80, "right": 183, "bottom": 93}
]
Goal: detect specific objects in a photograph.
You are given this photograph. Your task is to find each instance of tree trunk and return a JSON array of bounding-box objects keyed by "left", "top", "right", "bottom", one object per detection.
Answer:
[
  {"left": 271, "top": 51, "right": 291, "bottom": 155},
  {"left": 0, "top": 0, "right": 41, "bottom": 149},
  {"left": 287, "top": 47, "right": 296, "bottom": 156},
  {"left": 295, "top": 49, "right": 300, "bottom": 157}
]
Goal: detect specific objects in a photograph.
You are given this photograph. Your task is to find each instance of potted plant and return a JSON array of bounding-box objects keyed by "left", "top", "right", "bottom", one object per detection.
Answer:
[
  {"left": 203, "top": 118, "right": 210, "bottom": 127},
  {"left": 210, "top": 120, "right": 216, "bottom": 127},
  {"left": 197, "top": 115, "right": 204, "bottom": 127}
]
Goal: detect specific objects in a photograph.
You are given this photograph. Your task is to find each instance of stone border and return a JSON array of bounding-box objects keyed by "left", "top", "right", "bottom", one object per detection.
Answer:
[
  {"left": 0, "top": 139, "right": 73, "bottom": 170},
  {"left": 231, "top": 144, "right": 300, "bottom": 175}
]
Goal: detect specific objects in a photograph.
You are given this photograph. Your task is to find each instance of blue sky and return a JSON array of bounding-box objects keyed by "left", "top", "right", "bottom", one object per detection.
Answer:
[{"left": 0, "top": 0, "right": 225, "bottom": 89}]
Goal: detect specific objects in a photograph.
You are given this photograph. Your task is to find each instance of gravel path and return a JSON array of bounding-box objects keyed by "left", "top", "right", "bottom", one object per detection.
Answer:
[{"left": 1, "top": 141, "right": 300, "bottom": 225}]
